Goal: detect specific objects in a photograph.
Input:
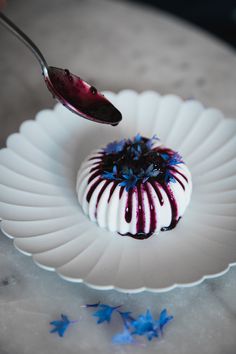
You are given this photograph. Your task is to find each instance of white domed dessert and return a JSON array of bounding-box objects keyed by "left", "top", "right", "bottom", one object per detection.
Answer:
[{"left": 76, "top": 134, "right": 192, "bottom": 239}]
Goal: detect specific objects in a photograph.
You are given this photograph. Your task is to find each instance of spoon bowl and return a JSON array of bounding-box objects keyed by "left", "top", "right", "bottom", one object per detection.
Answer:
[{"left": 44, "top": 66, "right": 122, "bottom": 125}]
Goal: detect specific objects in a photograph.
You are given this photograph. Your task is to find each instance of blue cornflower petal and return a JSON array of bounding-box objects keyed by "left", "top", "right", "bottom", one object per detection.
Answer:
[
  {"left": 112, "top": 327, "right": 135, "bottom": 345},
  {"left": 161, "top": 153, "right": 170, "bottom": 161},
  {"left": 142, "top": 176, "right": 150, "bottom": 184},
  {"left": 119, "top": 173, "right": 139, "bottom": 191},
  {"left": 139, "top": 164, "right": 160, "bottom": 183},
  {"left": 104, "top": 139, "right": 126, "bottom": 154},
  {"left": 158, "top": 309, "right": 174, "bottom": 333},
  {"left": 119, "top": 168, "right": 139, "bottom": 190},
  {"left": 146, "top": 330, "right": 158, "bottom": 341},
  {"left": 169, "top": 152, "right": 183, "bottom": 166},
  {"left": 119, "top": 179, "right": 138, "bottom": 191},
  {"left": 102, "top": 171, "right": 116, "bottom": 180},
  {"left": 102, "top": 165, "right": 119, "bottom": 181},
  {"left": 50, "top": 314, "right": 72, "bottom": 337},
  {"left": 131, "top": 309, "right": 158, "bottom": 340},
  {"left": 112, "top": 165, "right": 118, "bottom": 175},
  {"left": 118, "top": 311, "right": 135, "bottom": 329},
  {"left": 146, "top": 164, "right": 154, "bottom": 174},
  {"left": 126, "top": 181, "right": 137, "bottom": 191},
  {"left": 133, "top": 133, "right": 142, "bottom": 143},
  {"left": 146, "top": 134, "right": 160, "bottom": 149},
  {"left": 164, "top": 170, "right": 176, "bottom": 184},
  {"left": 137, "top": 144, "right": 142, "bottom": 153},
  {"left": 122, "top": 174, "right": 131, "bottom": 180},
  {"left": 130, "top": 145, "right": 142, "bottom": 160},
  {"left": 119, "top": 180, "right": 129, "bottom": 187},
  {"left": 93, "top": 304, "right": 121, "bottom": 324}
]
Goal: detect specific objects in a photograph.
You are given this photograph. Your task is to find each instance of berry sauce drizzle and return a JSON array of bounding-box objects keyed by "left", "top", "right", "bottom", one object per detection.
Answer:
[
  {"left": 44, "top": 67, "right": 122, "bottom": 125},
  {"left": 159, "top": 183, "right": 179, "bottom": 231},
  {"left": 125, "top": 190, "right": 133, "bottom": 223},
  {"left": 85, "top": 138, "right": 189, "bottom": 239}
]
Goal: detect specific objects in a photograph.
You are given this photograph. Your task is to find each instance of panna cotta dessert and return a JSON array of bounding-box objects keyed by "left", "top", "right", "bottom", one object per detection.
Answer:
[{"left": 76, "top": 134, "right": 192, "bottom": 239}]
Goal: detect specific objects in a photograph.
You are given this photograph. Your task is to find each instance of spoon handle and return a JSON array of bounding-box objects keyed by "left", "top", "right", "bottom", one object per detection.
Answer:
[{"left": 0, "top": 12, "right": 48, "bottom": 71}]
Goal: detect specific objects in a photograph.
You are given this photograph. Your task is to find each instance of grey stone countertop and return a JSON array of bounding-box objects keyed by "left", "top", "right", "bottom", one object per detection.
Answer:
[{"left": 0, "top": 0, "right": 236, "bottom": 353}]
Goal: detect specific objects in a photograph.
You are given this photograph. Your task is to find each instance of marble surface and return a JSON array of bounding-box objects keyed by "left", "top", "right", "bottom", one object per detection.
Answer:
[{"left": 0, "top": 0, "right": 236, "bottom": 353}]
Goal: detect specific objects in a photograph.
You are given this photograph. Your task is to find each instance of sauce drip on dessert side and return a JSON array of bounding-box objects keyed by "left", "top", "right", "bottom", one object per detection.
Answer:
[
  {"left": 44, "top": 67, "right": 122, "bottom": 125},
  {"left": 86, "top": 142, "right": 189, "bottom": 239}
]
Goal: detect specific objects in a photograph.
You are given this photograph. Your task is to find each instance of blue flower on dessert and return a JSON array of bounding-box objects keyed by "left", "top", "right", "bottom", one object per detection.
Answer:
[
  {"left": 164, "top": 170, "right": 176, "bottom": 184},
  {"left": 130, "top": 143, "right": 142, "bottom": 160},
  {"left": 161, "top": 152, "right": 183, "bottom": 166},
  {"left": 112, "top": 327, "right": 135, "bottom": 345},
  {"left": 125, "top": 134, "right": 143, "bottom": 160},
  {"left": 93, "top": 304, "right": 121, "bottom": 324},
  {"left": 146, "top": 134, "right": 160, "bottom": 149},
  {"left": 131, "top": 309, "right": 158, "bottom": 341},
  {"left": 119, "top": 169, "right": 139, "bottom": 191},
  {"left": 102, "top": 165, "right": 119, "bottom": 181},
  {"left": 133, "top": 133, "right": 142, "bottom": 143},
  {"left": 50, "top": 314, "right": 73, "bottom": 337},
  {"left": 103, "top": 139, "right": 126, "bottom": 154},
  {"left": 168, "top": 152, "right": 183, "bottom": 166},
  {"left": 160, "top": 153, "right": 170, "bottom": 162},
  {"left": 139, "top": 164, "right": 160, "bottom": 183}
]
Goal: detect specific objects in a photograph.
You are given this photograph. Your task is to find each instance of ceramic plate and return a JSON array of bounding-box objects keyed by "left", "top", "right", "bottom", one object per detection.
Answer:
[{"left": 0, "top": 90, "right": 236, "bottom": 293}]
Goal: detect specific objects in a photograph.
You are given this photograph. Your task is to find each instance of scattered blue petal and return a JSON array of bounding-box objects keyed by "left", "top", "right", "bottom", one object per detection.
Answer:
[
  {"left": 50, "top": 314, "right": 73, "bottom": 337},
  {"left": 93, "top": 304, "right": 121, "bottom": 324},
  {"left": 131, "top": 310, "right": 158, "bottom": 341},
  {"left": 118, "top": 311, "right": 135, "bottom": 329},
  {"left": 112, "top": 327, "right": 135, "bottom": 345},
  {"left": 158, "top": 309, "right": 174, "bottom": 333},
  {"left": 104, "top": 139, "right": 126, "bottom": 154},
  {"left": 54, "top": 305, "right": 174, "bottom": 344}
]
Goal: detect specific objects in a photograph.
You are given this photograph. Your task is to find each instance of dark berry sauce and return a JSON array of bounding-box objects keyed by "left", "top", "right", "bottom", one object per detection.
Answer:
[
  {"left": 144, "top": 183, "right": 157, "bottom": 235},
  {"left": 125, "top": 190, "right": 133, "bottom": 223},
  {"left": 44, "top": 67, "right": 122, "bottom": 125}
]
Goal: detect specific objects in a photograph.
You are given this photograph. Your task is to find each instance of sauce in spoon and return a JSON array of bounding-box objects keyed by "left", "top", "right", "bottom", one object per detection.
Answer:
[{"left": 44, "top": 67, "right": 122, "bottom": 125}]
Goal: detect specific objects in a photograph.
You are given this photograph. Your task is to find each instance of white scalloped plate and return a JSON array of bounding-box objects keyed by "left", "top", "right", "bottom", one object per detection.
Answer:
[{"left": 0, "top": 90, "right": 236, "bottom": 293}]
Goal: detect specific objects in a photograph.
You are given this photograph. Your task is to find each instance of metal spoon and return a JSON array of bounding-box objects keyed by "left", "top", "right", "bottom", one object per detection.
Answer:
[{"left": 0, "top": 12, "right": 122, "bottom": 125}]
